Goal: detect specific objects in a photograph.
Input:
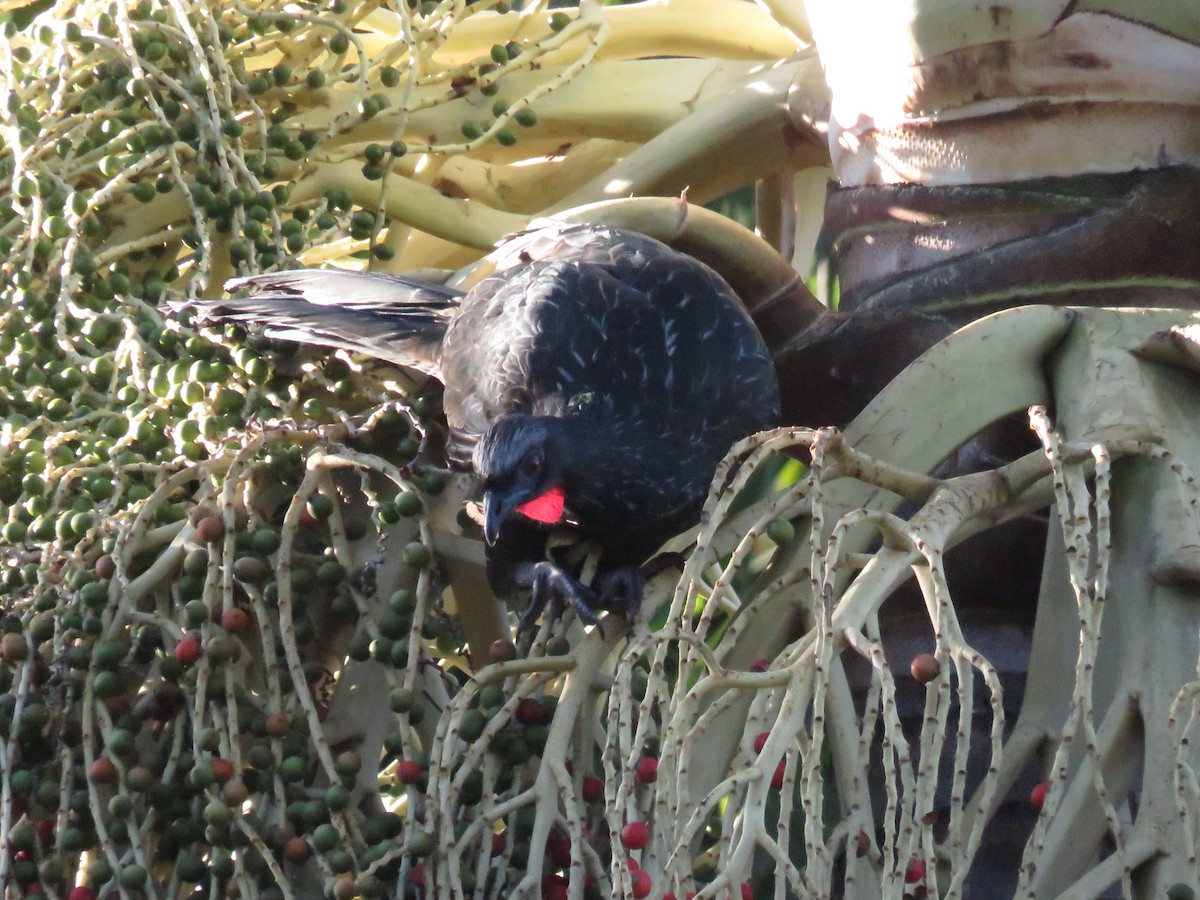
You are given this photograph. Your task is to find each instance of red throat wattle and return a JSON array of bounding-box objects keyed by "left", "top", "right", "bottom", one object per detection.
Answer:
[{"left": 516, "top": 486, "right": 566, "bottom": 524}]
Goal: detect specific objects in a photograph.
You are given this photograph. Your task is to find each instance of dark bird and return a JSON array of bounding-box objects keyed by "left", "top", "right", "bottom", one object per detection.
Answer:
[{"left": 182, "top": 223, "right": 780, "bottom": 630}]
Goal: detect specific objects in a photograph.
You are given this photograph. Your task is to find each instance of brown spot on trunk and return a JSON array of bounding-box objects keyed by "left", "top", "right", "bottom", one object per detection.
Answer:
[
  {"left": 1062, "top": 51, "right": 1109, "bottom": 69},
  {"left": 433, "top": 177, "right": 469, "bottom": 199}
]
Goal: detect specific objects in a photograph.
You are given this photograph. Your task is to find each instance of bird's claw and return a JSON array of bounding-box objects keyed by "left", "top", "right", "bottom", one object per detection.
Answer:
[
  {"left": 515, "top": 561, "right": 602, "bottom": 642},
  {"left": 514, "top": 564, "right": 652, "bottom": 644},
  {"left": 513, "top": 554, "right": 683, "bottom": 644},
  {"left": 596, "top": 567, "right": 644, "bottom": 626}
]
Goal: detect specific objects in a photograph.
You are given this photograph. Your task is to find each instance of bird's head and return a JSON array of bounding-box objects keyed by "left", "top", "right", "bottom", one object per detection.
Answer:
[{"left": 474, "top": 414, "right": 567, "bottom": 545}]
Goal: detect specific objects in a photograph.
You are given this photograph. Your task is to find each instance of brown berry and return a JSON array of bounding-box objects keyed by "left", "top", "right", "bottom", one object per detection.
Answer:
[
  {"left": 489, "top": 639, "right": 517, "bottom": 664},
  {"left": 909, "top": 652, "right": 940, "bottom": 683},
  {"left": 283, "top": 836, "right": 311, "bottom": 863},
  {"left": 195, "top": 515, "right": 224, "bottom": 543},
  {"left": 88, "top": 757, "right": 118, "bottom": 784}
]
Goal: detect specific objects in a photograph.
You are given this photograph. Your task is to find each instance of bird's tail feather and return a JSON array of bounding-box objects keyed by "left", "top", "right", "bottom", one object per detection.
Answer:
[{"left": 176, "top": 269, "right": 461, "bottom": 378}]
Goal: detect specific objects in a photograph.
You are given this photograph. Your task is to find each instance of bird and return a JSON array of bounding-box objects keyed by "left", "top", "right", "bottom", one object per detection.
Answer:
[{"left": 181, "top": 222, "right": 781, "bottom": 632}]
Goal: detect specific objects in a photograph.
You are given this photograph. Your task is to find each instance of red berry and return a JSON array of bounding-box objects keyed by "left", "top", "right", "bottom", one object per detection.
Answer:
[
  {"left": 297, "top": 509, "right": 320, "bottom": 530},
  {"left": 210, "top": 758, "right": 235, "bottom": 783},
  {"left": 663, "top": 893, "right": 677, "bottom": 900},
  {"left": 770, "top": 760, "right": 786, "bottom": 789},
  {"left": 174, "top": 636, "right": 202, "bottom": 666},
  {"left": 220, "top": 607, "right": 251, "bottom": 633},
  {"left": 910, "top": 652, "right": 941, "bottom": 683},
  {"left": 581, "top": 775, "right": 603, "bottom": 802},
  {"left": 195, "top": 515, "right": 224, "bottom": 543},
  {"left": 516, "top": 698, "right": 543, "bottom": 726},
  {"left": 630, "top": 868, "right": 652, "bottom": 898},
  {"left": 407, "top": 863, "right": 425, "bottom": 886},
  {"left": 263, "top": 712, "right": 289, "bottom": 736},
  {"left": 741, "top": 883, "right": 754, "bottom": 900},
  {"left": 634, "top": 757, "right": 658, "bottom": 783},
  {"left": 69, "top": 888, "right": 97, "bottom": 900},
  {"left": 315, "top": 702, "right": 329, "bottom": 722},
  {"left": 491, "top": 832, "right": 506, "bottom": 856},
  {"left": 619, "top": 821, "right": 650, "bottom": 850},
  {"left": 1030, "top": 781, "right": 1048, "bottom": 809},
  {"left": 541, "top": 875, "right": 568, "bottom": 900},
  {"left": 904, "top": 858, "right": 925, "bottom": 884},
  {"left": 88, "top": 757, "right": 118, "bottom": 785},
  {"left": 749, "top": 658, "right": 771, "bottom": 673},
  {"left": 399, "top": 760, "right": 424, "bottom": 784},
  {"left": 753, "top": 731, "right": 770, "bottom": 754},
  {"left": 546, "top": 829, "right": 571, "bottom": 868},
  {"left": 34, "top": 819, "right": 54, "bottom": 847}
]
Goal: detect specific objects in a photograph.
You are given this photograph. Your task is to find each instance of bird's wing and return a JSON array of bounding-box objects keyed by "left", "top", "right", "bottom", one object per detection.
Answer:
[{"left": 174, "top": 269, "right": 462, "bottom": 378}]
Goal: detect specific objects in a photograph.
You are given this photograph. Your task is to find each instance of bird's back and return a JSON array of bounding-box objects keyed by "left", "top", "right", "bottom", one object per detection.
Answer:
[
  {"left": 443, "top": 224, "right": 779, "bottom": 445},
  {"left": 443, "top": 225, "right": 780, "bottom": 544}
]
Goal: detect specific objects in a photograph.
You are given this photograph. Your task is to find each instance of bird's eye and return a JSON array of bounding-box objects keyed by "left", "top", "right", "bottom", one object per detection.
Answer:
[{"left": 523, "top": 457, "right": 542, "bottom": 478}]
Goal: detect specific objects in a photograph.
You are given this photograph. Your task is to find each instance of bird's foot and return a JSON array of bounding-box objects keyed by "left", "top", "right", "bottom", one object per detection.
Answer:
[
  {"left": 596, "top": 552, "right": 686, "bottom": 625},
  {"left": 595, "top": 567, "right": 644, "bottom": 626},
  {"left": 514, "top": 561, "right": 602, "bottom": 643},
  {"left": 513, "top": 552, "right": 687, "bottom": 645}
]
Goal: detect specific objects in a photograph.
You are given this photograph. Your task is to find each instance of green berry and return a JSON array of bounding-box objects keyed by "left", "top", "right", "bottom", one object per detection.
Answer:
[
  {"left": 766, "top": 519, "right": 795, "bottom": 544},
  {"left": 119, "top": 863, "right": 148, "bottom": 888},
  {"left": 251, "top": 527, "right": 280, "bottom": 555},
  {"left": 402, "top": 542, "right": 431, "bottom": 568}
]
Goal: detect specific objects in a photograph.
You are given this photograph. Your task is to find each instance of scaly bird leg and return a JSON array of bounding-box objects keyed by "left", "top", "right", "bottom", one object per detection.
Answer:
[{"left": 513, "top": 560, "right": 602, "bottom": 642}]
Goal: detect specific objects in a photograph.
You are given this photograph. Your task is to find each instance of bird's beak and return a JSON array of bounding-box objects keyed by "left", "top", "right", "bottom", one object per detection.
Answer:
[{"left": 482, "top": 491, "right": 508, "bottom": 546}]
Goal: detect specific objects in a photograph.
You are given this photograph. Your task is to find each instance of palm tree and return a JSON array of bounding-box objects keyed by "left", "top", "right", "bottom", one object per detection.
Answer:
[{"left": 1, "top": 0, "right": 1198, "bottom": 896}]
